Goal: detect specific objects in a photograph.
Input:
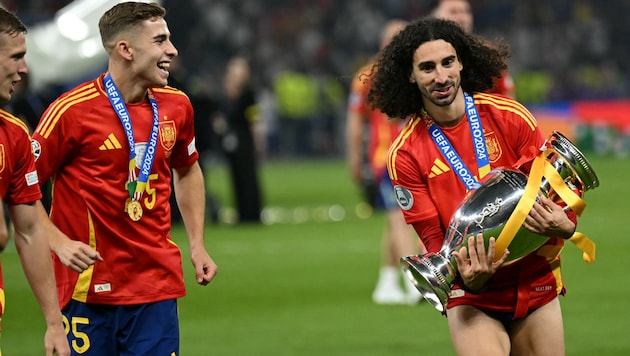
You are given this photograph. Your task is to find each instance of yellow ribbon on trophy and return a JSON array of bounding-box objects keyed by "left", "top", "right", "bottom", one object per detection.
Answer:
[{"left": 493, "top": 154, "right": 596, "bottom": 264}]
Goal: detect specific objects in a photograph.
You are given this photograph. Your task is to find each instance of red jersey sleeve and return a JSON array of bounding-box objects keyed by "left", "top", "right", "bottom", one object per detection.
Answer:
[
  {"left": 152, "top": 86, "right": 199, "bottom": 169},
  {"left": 0, "top": 111, "right": 42, "bottom": 205},
  {"left": 388, "top": 118, "right": 445, "bottom": 251}
]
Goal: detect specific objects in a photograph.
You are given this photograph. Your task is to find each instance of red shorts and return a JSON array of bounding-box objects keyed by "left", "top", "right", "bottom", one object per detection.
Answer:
[{"left": 446, "top": 253, "right": 563, "bottom": 319}]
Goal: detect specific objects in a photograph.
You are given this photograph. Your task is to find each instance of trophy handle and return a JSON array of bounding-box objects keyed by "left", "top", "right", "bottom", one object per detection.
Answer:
[{"left": 546, "top": 131, "right": 599, "bottom": 191}]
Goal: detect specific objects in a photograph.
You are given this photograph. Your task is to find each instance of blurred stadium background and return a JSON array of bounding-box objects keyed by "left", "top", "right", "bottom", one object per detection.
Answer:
[
  {"left": 0, "top": 0, "right": 628, "bottom": 355},
  {"left": 6, "top": 0, "right": 630, "bottom": 160}
]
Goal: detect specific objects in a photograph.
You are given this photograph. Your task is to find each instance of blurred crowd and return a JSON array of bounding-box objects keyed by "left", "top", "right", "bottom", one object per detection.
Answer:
[
  {"left": 163, "top": 0, "right": 628, "bottom": 102},
  {"left": 4, "top": 0, "right": 629, "bottom": 159}
]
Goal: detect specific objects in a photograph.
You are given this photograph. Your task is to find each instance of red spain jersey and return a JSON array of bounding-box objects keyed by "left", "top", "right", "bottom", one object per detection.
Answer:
[
  {"left": 0, "top": 109, "right": 42, "bottom": 316},
  {"left": 388, "top": 92, "right": 568, "bottom": 314},
  {"left": 32, "top": 73, "right": 198, "bottom": 308},
  {"left": 348, "top": 63, "right": 405, "bottom": 179}
]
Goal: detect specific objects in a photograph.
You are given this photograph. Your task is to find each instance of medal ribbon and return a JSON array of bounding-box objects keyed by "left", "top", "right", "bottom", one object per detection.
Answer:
[
  {"left": 493, "top": 154, "right": 545, "bottom": 261},
  {"left": 427, "top": 92, "right": 491, "bottom": 190},
  {"left": 542, "top": 159, "right": 594, "bottom": 262},
  {"left": 103, "top": 73, "right": 159, "bottom": 201}
]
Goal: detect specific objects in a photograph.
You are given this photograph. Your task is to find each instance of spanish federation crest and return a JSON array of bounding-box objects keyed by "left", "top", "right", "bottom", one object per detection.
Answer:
[
  {"left": 159, "top": 120, "right": 176, "bottom": 152},
  {"left": 485, "top": 131, "right": 502, "bottom": 163}
]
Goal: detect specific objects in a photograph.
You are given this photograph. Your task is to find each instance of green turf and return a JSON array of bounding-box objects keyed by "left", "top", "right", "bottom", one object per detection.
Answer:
[{"left": 0, "top": 156, "right": 627, "bottom": 355}]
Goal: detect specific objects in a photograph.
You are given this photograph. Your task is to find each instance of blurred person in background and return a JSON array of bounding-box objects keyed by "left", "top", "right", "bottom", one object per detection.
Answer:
[
  {"left": 346, "top": 19, "right": 426, "bottom": 305},
  {"left": 1, "top": 72, "right": 45, "bottom": 131},
  {"left": 273, "top": 69, "right": 319, "bottom": 157},
  {"left": 367, "top": 17, "right": 578, "bottom": 355},
  {"left": 0, "top": 7, "right": 71, "bottom": 355},
  {"left": 211, "top": 55, "right": 263, "bottom": 223},
  {"left": 430, "top": 0, "right": 515, "bottom": 97},
  {"left": 31, "top": 3, "right": 217, "bottom": 354},
  {"left": 164, "top": 57, "right": 222, "bottom": 224},
  {"left": 0, "top": 202, "right": 7, "bottom": 250}
]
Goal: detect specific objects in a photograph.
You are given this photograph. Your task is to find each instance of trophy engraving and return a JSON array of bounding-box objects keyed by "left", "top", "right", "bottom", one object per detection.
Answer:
[{"left": 474, "top": 197, "right": 502, "bottom": 228}]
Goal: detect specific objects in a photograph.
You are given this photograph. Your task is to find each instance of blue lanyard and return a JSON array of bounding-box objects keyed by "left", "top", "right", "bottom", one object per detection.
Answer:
[
  {"left": 103, "top": 73, "right": 160, "bottom": 200},
  {"left": 427, "top": 92, "right": 490, "bottom": 190}
]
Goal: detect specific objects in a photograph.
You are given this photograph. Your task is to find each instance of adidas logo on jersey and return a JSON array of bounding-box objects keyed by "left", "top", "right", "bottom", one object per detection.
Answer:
[
  {"left": 99, "top": 133, "right": 122, "bottom": 150},
  {"left": 428, "top": 158, "right": 450, "bottom": 178}
]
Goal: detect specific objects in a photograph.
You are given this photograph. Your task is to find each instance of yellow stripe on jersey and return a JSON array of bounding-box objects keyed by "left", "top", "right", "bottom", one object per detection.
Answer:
[
  {"left": 37, "top": 83, "right": 99, "bottom": 139},
  {"left": 37, "top": 82, "right": 96, "bottom": 134},
  {"left": 0, "top": 286, "right": 5, "bottom": 315},
  {"left": 387, "top": 116, "right": 421, "bottom": 181},
  {"left": 72, "top": 209, "right": 98, "bottom": 302},
  {"left": 473, "top": 92, "right": 538, "bottom": 130},
  {"left": 0, "top": 109, "right": 30, "bottom": 136},
  {"left": 151, "top": 86, "right": 189, "bottom": 98}
]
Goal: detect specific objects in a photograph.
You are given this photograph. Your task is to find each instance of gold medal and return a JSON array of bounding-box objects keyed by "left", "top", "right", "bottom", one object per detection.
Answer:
[{"left": 127, "top": 200, "right": 143, "bottom": 221}]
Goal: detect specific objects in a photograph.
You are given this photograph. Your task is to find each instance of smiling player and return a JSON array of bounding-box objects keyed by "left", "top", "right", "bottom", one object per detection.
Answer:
[{"left": 32, "top": 2, "right": 218, "bottom": 355}]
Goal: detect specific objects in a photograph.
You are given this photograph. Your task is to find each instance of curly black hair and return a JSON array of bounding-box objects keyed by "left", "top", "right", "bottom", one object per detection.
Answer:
[{"left": 366, "top": 17, "right": 509, "bottom": 119}]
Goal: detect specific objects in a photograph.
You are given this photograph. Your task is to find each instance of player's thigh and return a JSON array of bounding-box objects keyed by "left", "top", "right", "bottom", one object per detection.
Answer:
[
  {"left": 447, "top": 305, "right": 510, "bottom": 356},
  {"left": 62, "top": 300, "right": 116, "bottom": 356},
  {"left": 510, "top": 297, "right": 565, "bottom": 356}
]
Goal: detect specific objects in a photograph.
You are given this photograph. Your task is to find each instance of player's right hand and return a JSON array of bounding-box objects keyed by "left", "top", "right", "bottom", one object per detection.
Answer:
[{"left": 54, "top": 240, "right": 103, "bottom": 273}]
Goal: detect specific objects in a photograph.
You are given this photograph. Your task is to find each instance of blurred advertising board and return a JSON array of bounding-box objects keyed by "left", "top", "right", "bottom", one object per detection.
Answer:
[{"left": 532, "top": 100, "right": 630, "bottom": 158}]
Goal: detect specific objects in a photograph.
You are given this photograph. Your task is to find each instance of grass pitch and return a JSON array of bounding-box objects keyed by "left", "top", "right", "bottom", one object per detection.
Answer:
[{"left": 0, "top": 156, "right": 627, "bottom": 355}]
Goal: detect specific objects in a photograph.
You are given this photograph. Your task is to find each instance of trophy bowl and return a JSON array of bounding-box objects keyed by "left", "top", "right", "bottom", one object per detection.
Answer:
[{"left": 401, "top": 131, "right": 599, "bottom": 312}]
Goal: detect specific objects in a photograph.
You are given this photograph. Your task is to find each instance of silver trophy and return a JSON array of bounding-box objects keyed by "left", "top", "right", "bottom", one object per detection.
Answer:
[{"left": 400, "top": 131, "right": 599, "bottom": 312}]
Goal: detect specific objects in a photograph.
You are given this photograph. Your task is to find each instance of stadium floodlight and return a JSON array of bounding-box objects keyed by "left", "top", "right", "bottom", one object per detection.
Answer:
[{"left": 25, "top": 0, "right": 162, "bottom": 91}]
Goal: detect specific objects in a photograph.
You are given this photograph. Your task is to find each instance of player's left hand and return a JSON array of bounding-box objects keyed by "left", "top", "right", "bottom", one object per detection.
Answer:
[
  {"left": 191, "top": 248, "right": 217, "bottom": 286},
  {"left": 523, "top": 195, "right": 575, "bottom": 238}
]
